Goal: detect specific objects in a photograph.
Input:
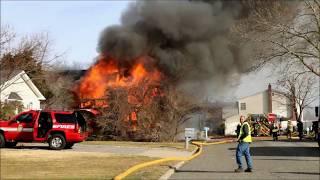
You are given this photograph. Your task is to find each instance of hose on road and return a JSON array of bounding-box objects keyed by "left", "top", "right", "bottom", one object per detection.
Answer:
[{"left": 113, "top": 140, "right": 234, "bottom": 180}]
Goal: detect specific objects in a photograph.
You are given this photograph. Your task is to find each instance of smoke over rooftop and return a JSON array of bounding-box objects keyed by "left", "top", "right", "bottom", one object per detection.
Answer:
[{"left": 96, "top": 0, "right": 293, "bottom": 100}]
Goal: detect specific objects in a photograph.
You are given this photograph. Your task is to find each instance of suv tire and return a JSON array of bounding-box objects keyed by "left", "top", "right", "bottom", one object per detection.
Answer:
[
  {"left": 0, "top": 134, "right": 5, "bottom": 148},
  {"left": 49, "top": 134, "right": 66, "bottom": 150},
  {"left": 65, "top": 143, "right": 74, "bottom": 149}
]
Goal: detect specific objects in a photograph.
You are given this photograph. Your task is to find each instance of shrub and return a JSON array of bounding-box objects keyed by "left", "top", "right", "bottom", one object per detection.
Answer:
[{"left": 0, "top": 101, "right": 23, "bottom": 120}]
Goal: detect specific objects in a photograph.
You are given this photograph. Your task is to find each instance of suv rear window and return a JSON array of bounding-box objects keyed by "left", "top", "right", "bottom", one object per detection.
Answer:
[{"left": 54, "top": 113, "right": 76, "bottom": 123}]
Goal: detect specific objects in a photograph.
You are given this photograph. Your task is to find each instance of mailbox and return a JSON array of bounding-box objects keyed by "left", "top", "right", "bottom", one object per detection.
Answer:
[{"left": 185, "top": 128, "right": 196, "bottom": 139}]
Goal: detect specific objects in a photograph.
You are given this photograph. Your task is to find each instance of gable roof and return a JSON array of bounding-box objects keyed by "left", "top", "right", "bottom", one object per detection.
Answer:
[
  {"left": 0, "top": 70, "right": 46, "bottom": 100},
  {"left": 238, "top": 88, "right": 287, "bottom": 101}
]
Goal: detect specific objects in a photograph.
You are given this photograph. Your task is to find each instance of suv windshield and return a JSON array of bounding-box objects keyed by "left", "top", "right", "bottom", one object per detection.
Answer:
[{"left": 16, "top": 113, "right": 33, "bottom": 123}]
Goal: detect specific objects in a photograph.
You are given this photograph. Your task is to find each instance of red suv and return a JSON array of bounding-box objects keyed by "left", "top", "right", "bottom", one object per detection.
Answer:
[{"left": 0, "top": 109, "right": 95, "bottom": 150}]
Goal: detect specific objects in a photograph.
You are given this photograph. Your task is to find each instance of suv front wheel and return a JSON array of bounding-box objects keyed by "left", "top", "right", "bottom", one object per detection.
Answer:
[{"left": 49, "top": 134, "right": 66, "bottom": 150}]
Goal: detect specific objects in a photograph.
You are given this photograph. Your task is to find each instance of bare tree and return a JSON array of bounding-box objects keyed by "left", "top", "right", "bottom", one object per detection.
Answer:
[
  {"left": 83, "top": 78, "right": 200, "bottom": 142},
  {"left": 232, "top": 0, "right": 320, "bottom": 77},
  {"left": 42, "top": 70, "right": 76, "bottom": 110},
  {"left": 267, "top": 1, "right": 320, "bottom": 76},
  {"left": 0, "top": 25, "right": 16, "bottom": 49},
  {"left": 245, "top": 1, "right": 319, "bottom": 76},
  {"left": 276, "top": 72, "right": 318, "bottom": 121},
  {"left": 0, "top": 25, "right": 66, "bottom": 103}
]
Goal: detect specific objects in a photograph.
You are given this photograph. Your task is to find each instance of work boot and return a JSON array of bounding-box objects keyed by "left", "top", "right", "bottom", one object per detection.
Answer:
[
  {"left": 234, "top": 167, "right": 243, "bottom": 173},
  {"left": 245, "top": 168, "right": 252, "bottom": 172}
]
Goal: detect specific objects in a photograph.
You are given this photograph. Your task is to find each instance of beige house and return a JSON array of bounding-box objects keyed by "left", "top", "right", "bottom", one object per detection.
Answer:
[
  {"left": 0, "top": 70, "right": 46, "bottom": 111},
  {"left": 224, "top": 84, "right": 294, "bottom": 135}
]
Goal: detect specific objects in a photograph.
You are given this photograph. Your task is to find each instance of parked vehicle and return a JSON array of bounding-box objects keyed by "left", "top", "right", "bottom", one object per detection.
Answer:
[{"left": 0, "top": 109, "right": 96, "bottom": 150}]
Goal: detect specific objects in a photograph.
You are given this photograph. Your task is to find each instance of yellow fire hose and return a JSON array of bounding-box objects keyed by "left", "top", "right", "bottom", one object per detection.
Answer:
[{"left": 114, "top": 140, "right": 234, "bottom": 180}]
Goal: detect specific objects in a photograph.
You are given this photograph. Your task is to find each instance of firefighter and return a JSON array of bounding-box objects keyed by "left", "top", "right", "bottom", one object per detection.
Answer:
[
  {"left": 297, "top": 120, "right": 303, "bottom": 140},
  {"left": 271, "top": 122, "right": 279, "bottom": 141},
  {"left": 253, "top": 122, "right": 260, "bottom": 137},
  {"left": 287, "top": 120, "right": 293, "bottom": 140},
  {"left": 312, "top": 121, "right": 318, "bottom": 140},
  {"left": 235, "top": 115, "right": 253, "bottom": 173}
]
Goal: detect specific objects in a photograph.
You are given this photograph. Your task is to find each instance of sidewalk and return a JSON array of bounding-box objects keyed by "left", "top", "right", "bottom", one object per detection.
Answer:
[{"left": 12, "top": 142, "right": 193, "bottom": 158}]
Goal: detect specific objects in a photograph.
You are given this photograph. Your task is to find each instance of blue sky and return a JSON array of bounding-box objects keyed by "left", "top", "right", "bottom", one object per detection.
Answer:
[{"left": 1, "top": 0, "right": 132, "bottom": 68}]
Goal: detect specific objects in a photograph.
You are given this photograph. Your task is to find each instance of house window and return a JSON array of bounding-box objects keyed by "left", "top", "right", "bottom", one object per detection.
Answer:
[{"left": 240, "top": 103, "right": 246, "bottom": 110}]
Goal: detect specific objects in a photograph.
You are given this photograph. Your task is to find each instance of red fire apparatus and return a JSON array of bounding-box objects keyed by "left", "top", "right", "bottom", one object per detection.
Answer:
[{"left": 0, "top": 109, "right": 97, "bottom": 150}]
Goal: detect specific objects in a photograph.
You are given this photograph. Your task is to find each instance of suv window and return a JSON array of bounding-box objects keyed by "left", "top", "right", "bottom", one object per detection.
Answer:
[
  {"left": 16, "top": 113, "right": 33, "bottom": 123},
  {"left": 54, "top": 113, "right": 76, "bottom": 123},
  {"left": 39, "top": 112, "right": 52, "bottom": 124}
]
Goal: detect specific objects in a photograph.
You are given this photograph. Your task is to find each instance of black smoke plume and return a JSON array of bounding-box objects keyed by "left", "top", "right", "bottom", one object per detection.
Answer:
[{"left": 97, "top": 0, "right": 296, "bottom": 99}]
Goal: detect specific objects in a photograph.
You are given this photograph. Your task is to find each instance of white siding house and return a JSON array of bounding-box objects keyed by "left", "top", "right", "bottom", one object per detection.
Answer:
[
  {"left": 0, "top": 70, "right": 46, "bottom": 111},
  {"left": 224, "top": 84, "right": 293, "bottom": 135}
]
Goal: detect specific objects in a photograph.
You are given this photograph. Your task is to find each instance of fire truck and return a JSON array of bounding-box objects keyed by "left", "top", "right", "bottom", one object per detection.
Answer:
[{"left": 0, "top": 109, "right": 97, "bottom": 150}]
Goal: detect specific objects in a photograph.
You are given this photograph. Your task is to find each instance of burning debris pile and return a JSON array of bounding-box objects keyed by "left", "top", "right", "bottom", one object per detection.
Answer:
[
  {"left": 73, "top": 0, "right": 294, "bottom": 141},
  {"left": 75, "top": 56, "right": 162, "bottom": 107}
]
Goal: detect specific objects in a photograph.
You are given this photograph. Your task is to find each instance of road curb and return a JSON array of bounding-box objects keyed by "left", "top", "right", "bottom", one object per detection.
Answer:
[
  {"left": 158, "top": 161, "right": 186, "bottom": 180},
  {"left": 113, "top": 140, "right": 233, "bottom": 180}
]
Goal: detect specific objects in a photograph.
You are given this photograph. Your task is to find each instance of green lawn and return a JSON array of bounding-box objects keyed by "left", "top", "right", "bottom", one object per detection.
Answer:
[
  {"left": 1, "top": 141, "right": 195, "bottom": 179},
  {"left": 1, "top": 150, "right": 173, "bottom": 180},
  {"left": 82, "top": 141, "right": 197, "bottom": 152}
]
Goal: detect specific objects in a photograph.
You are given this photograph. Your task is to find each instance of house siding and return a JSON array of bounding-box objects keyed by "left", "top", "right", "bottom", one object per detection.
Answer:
[
  {"left": 224, "top": 88, "right": 293, "bottom": 135},
  {"left": 238, "top": 91, "right": 269, "bottom": 115},
  {"left": 0, "top": 76, "right": 41, "bottom": 110},
  {"left": 224, "top": 115, "right": 239, "bottom": 135}
]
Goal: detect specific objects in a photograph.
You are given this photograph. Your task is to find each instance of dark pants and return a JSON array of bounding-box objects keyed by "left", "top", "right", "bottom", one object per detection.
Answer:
[
  {"left": 272, "top": 132, "right": 278, "bottom": 140},
  {"left": 298, "top": 131, "right": 303, "bottom": 140},
  {"left": 236, "top": 142, "right": 253, "bottom": 169}
]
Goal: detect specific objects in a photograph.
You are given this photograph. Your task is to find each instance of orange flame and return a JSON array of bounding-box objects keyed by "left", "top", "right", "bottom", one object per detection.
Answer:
[
  {"left": 75, "top": 56, "right": 162, "bottom": 103},
  {"left": 75, "top": 56, "right": 163, "bottom": 131}
]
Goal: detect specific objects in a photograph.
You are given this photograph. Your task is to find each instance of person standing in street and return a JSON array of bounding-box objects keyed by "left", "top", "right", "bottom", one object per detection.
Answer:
[
  {"left": 312, "top": 121, "right": 318, "bottom": 140},
  {"left": 297, "top": 120, "right": 303, "bottom": 140},
  {"left": 235, "top": 115, "right": 253, "bottom": 173},
  {"left": 271, "top": 122, "right": 279, "bottom": 141}
]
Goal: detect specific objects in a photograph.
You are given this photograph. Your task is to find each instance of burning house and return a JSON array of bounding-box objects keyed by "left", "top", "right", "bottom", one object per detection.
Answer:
[{"left": 70, "top": 1, "right": 295, "bottom": 141}]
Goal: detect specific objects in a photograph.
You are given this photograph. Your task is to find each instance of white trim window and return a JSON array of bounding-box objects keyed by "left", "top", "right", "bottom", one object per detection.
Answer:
[{"left": 240, "top": 102, "right": 246, "bottom": 110}]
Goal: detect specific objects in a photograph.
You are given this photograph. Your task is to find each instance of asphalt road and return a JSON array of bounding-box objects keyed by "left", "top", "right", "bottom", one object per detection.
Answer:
[{"left": 170, "top": 140, "right": 320, "bottom": 180}]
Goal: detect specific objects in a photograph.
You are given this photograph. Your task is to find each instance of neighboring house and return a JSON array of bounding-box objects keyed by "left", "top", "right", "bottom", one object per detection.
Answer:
[
  {"left": 302, "top": 107, "right": 319, "bottom": 130},
  {"left": 0, "top": 70, "right": 46, "bottom": 112},
  {"left": 224, "top": 84, "right": 295, "bottom": 135}
]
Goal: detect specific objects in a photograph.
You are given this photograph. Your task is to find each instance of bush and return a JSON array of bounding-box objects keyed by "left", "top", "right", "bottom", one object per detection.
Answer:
[{"left": 0, "top": 101, "right": 23, "bottom": 120}]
